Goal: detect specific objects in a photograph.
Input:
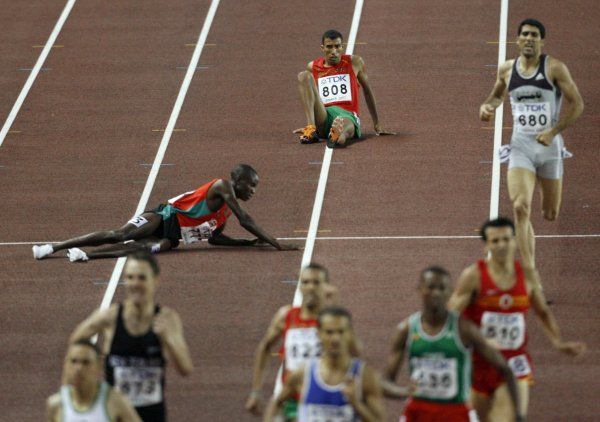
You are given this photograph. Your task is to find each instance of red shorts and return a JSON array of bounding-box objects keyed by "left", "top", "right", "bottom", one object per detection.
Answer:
[
  {"left": 400, "top": 398, "right": 478, "bottom": 422},
  {"left": 472, "top": 352, "right": 533, "bottom": 396}
]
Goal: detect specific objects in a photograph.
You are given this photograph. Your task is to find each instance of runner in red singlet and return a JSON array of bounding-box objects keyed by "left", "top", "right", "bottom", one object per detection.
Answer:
[
  {"left": 32, "top": 164, "right": 297, "bottom": 262},
  {"left": 245, "top": 263, "right": 331, "bottom": 419},
  {"left": 449, "top": 217, "right": 586, "bottom": 421},
  {"left": 294, "top": 29, "right": 395, "bottom": 147}
]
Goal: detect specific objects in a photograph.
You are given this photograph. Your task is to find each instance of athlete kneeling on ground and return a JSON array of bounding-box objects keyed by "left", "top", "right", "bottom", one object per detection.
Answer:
[{"left": 33, "top": 164, "right": 297, "bottom": 262}]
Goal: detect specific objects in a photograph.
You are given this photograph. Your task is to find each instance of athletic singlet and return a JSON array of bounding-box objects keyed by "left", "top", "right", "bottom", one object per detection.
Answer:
[
  {"left": 463, "top": 260, "right": 531, "bottom": 377},
  {"left": 60, "top": 382, "right": 111, "bottom": 422},
  {"left": 298, "top": 358, "right": 363, "bottom": 422},
  {"left": 280, "top": 307, "right": 320, "bottom": 383},
  {"left": 157, "top": 179, "right": 231, "bottom": 244},
  {"left": 312, "top": 55, "right": 360, "bottom": 115},
  {"left": 407, "top": 311, "right": 471, "bottom": 404},
  {"left": 106, "top": 304, "right": 166, "bottom": 421},
  {"left": 508, "top": 54, "right": 563, "bottom": 140}
]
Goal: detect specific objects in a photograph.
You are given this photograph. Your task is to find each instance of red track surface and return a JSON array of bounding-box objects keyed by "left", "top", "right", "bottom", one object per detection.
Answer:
[{"left": 0, "top": 1, "right": 598, "bottom": 421}]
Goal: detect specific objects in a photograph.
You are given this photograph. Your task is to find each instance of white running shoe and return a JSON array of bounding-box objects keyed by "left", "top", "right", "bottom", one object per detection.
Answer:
[
  {"left": 67, "top": 248, "right": 89, "bottom": 262},
  {"left": 32, "top": 244, "right": 54, "bottom": 260}
]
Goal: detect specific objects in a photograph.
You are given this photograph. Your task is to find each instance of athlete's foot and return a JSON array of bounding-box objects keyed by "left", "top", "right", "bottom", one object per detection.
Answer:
[
  {"left": 32, "top": 244, "right": 54, "bottom": 260},
  {"left": 299, "top": 124, "right": 319, "bottom": 144},
  {"left": 67, "top": 248, "right": 89, "bottom": 262},
  {"left": 327, "top": 117, "right": 347, "bottom": 148}
]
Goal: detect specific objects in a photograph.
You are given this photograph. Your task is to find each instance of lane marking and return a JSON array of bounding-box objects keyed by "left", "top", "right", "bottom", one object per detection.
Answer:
[
  {"left": 19, "top": 68, "right": 52, "bottom": 71},
  {"left": 293, "top": 229, "right": 332, "bottom": 233},
  {"left": 308, "top": 161, "right": 344, "bottom": 165},
  {"left": 0, "top": 0, "right": 77, "bottom": 147},
  {"left": 33, "top": 44, "right": 64, "bottom": 48},
  {"left": 139, "top": 163, "right": 175, "bottom": 167},
  {"left": 98, "top": 0, "right": 221, "bottom": 311},
  {"left": 185, "top": 43, "right": 216, "bottom": 47},
  {"left": 481, "top": 126, "right": 511, "bottom": 130},
  {"left": 152, "top": 128, "right": 186, "bottom": 132},
  {"left": 8, "top": 130, "right": 21, "bottom": 134},
  {"left": 489, "top": 0, "right": 509, "bottom": 219},
  {"left": 487, "top": 41, "right": 516, "bottom": 44}
]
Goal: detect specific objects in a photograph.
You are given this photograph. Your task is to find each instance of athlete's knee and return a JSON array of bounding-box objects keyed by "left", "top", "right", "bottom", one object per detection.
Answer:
[
  {"left": 513, "top": 199, "right": 531, "bottom": 220},
  {"left": 106, "top": 229, "right": 126, "bottom": 243},
  {"left": 542, "top": 208, "right": 559, "bottom": 221},
  {"left": 297, "top": 70, "right": 313, "bottom": 84}
]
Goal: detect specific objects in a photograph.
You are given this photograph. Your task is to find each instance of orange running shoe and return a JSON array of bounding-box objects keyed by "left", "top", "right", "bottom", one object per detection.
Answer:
[{"left": 299, "top": 124, "right": 319, "bottom": 144}]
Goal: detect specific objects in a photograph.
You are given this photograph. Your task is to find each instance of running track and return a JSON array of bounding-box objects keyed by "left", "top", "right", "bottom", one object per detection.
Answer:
[{"left": 0, "top": 1, "right": 598, "bottom": 420}]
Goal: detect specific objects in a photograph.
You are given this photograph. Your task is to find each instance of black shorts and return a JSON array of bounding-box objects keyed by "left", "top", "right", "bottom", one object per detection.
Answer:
[{"left": 148, "top": 204, "right": 181, "bottom": 249}]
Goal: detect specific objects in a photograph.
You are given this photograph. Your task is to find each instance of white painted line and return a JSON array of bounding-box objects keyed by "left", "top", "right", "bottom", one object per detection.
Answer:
[
  {"left": 488, "top": 0, "right": 509, "bottom": 219},
  {"left": 0, "top": 0, "right": 77, "bottom": 147},
  {"left": 99, "top": 0, "right": 221, "bottom": 311}
]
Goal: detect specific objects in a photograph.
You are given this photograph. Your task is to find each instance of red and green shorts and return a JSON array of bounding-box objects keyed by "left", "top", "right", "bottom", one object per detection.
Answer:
[{"left": 325, "top": 106, "right": 362, "bottom": 139}]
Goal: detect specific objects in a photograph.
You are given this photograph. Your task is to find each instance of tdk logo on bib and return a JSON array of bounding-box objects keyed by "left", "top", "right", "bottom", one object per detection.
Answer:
[
  {"left": 515, "top": 103, "right": 547, "bottom": 113},
  {"left": 320, "top": 74, "right": 348, "bottom": 84}
]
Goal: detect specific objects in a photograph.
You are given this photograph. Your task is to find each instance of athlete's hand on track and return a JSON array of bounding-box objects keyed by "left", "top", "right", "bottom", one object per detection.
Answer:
[
  {"left": 479, "top": 104, "right": 495, "bottom": 121},
  {"left": 536, "top": 129, "right": 555, "bottom": 146},
  {"left": 374, "top": 124, "right": 396, "bottom": 136},
  {"left": 556, "top": 341, "right": 587, "bottom": 357},
  {"left": 244, "top": 393, "right": 262, "bottom": 415}
]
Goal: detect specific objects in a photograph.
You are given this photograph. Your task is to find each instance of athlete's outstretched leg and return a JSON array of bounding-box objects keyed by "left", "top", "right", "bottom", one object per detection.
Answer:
[
  {"left": 297, "top": 70, "right": 328, "bottom": 139},
  {"left": 472, "top": 391, "right": 493, "bottom": 421},
  {"left": 84, "top": 239, "right": 172, "bottom": 260},
  {"left": 507, "top": 168, "right": 537, "bottom": 270},
  {"left": 33, "top": 212, "right": 162, "bottom": 259},
  {"left": 538, "top": 176, "right": 563, "bottom": 222},
  {"left": 327, "top": 116, "right": 355, "bottom": 148}
]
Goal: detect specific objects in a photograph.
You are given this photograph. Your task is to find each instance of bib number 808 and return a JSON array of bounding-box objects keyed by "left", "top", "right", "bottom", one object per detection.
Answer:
[{"left": 322, "top": 84, "right": 348, "bottom": 98}]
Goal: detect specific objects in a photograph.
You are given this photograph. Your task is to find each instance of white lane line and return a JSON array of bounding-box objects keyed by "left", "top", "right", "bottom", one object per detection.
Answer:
[
  {"left": 488, "top": 0, "right": 509, "bottom": 218},
  {"left": 99, "top": 0, "right": 221, "bottom": 311},
  {"left": 0, "top": 0, "right": 77, "bottom": 147},
  {"left": 293, "top": 0, "right": 365, "bottom": 307}
]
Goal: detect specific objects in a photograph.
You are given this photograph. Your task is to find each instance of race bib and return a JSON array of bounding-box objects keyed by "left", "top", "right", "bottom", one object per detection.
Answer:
[
  {"left": 303, "top": 404, "right": 355, "bottom": 422},
  {"left": 114, "top": 367, "right": 162, "bottom": 407},
  {"left": 318, "top": 74, "right": 352, "bottom": 105},
  {"left": 180, "top": 220, "right": 217, "bottom": 244},
  {"left": 284, "top": 327, "right": 321, "bottom": 371},
  {"left": 481, "top": 312, "right": 525, "bottom": 350},
  {"left": 511, "top": 101, "right": 551, "bottom": 134},
  {"left": 127, "top": 215, "right": 149, "bottom": 228},
  {"left": 508, "top": 354, "right": 531, "bottom": 377},
  {"left": 410, "top": 357, "right": 458, "bottom": 400}
]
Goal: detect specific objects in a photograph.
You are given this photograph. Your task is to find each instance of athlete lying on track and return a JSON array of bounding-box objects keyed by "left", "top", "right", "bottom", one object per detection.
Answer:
[{"left": 33, "top": 164, "right": 297, "bottom": 262}]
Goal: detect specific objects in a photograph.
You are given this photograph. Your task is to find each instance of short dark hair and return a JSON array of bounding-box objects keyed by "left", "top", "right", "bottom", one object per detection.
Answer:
[
  {"left": 302, "top": 262, "right": 329, "bottom": 283},
  {"left": 480, "top": 217, "right": 516, "bottom": 241},
  {"left": 71, "top": 339, "right": 101, "bottom": 358},
  {"left": 420, "top": 266, "right": 451, "bottom": 284},
  {"left": 322, "top": 29, "right": 343, "bottom": 44},
  {"left": 518, "top": 18, "right": 545, "bottom": 39},
  {"left": 230, "top": 163, "right": 258, "bottom": 181},
  {"left": 128, "top": 250, "right": 160, "bottom": 275},
  {"left": 318, "top": 306, "right": 352, "bottom": 328}
]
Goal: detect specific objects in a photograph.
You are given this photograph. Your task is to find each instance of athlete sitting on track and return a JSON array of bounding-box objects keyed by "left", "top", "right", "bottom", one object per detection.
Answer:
[
  {"left": 46, "top": 340, "right": 141, "bottom": 422},
  {"left": 69, "top": 252, "right": 193, "bottom": 422},
  {"left": 294, "top": 29, "right": 395, "bottom": 148},
  {"left": 449, "top": 217, "right": 586, "bottom": 421},
  {"left": 479, "top": 19, "right": 584, "bottom": 276},
  {"left": 32, "top": 164, "right": 297, "bottom": 262},
  {"left": 265, "top": 307, "right": 385, "bottom": 422},
  {"left": 385, "top": 266, "right": 523, "bottom": 422}
]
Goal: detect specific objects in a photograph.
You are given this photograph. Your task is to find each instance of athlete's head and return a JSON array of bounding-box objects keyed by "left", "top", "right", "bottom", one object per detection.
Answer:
[
  {"left": 480, "top": 217, "right": 516, "bottom": 262},
  {"left": 517, "top": 19, "right": 545, "bottom": 58},
  {"left": 419, "top": 266, "right": 451, "bottom": 314},
  {"left": 231, "top": 163, "right": 258, "bottom": 201},
  {"left": 124, "top": 251, "right": 160, "bottom": 306},
  {"left": 300, "top": 263, "right": 329, "bottom": 310},
  {"left": 318, "top": 306, "right": 353, "bottom": 357},
  {"left": 63, "top": 340, "right": 101, "bottom": 389},
  {"left": 321, "top": 29, "right": 344, "bottom": 66}
]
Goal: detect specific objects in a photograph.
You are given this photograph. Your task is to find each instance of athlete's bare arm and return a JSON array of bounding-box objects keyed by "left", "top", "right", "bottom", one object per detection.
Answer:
[
  {"left": 69, "top": 305, "right": 118, "bottom": 347},
  {"left": 480, "top": 60, "right": 514, "bottom": 121},
  {"left": 382, "top": 319, "right": 412, "bottom": 399},
  {"left": 458, "top": 318, "right": 524, "bottom": 422},
  {"left": 343, "top": 365, "right": 385, "bottom": 422},
  {"left": 108, "top": 388, "right": 143, "bottom": 422},
  {"left": 263, "top": 367, "right": 304, "bottom": 422},
  {"left": 352, "top": 55, "right": 395, "bottom": 136},
  {"left": 245, "top": 305, "right": 290, "bottom": 415},
  {"left": 529, "top": 280, "right": 586, "bottom": 356},
  {"left": 448, "top": 265, "right": 479, "bottom": 312},
  {"left": 153, "top": 307, "right": 193, "bottom": 376},
  {"left": 536, "top": 58, "right": 584, "bottom": 146},
  {"left": 212, "top": 180, "right": 297, "bottom": 251},
  {"left": 45, "top": 393, "right": 61, "bottom": 422}
]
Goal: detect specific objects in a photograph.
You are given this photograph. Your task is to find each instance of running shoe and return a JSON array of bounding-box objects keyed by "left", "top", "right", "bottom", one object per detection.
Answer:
[
  {"left": 32, "top": 244, "right": 53, "bottom": 260},
  {"left": 68, "top": 248, "right": 89, "bottom": 262},
  {"left": 299, "top": 124, "right": 319, "bottom": 144}
]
